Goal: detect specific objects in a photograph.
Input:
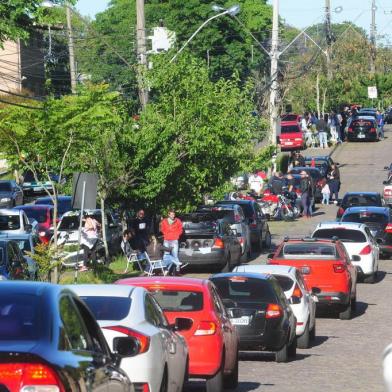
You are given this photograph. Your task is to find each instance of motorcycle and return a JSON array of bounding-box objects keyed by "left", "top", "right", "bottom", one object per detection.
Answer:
[{"left": 259, "top": 188, "right": 300, "bottom": 221}]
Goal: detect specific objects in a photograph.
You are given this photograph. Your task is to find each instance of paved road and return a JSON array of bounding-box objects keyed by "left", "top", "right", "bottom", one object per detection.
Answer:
[{"left": 184, "top": 128, "right": 392, "bottom": 391}]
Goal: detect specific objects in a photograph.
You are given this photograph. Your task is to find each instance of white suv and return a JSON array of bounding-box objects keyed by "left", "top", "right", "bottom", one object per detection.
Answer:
[
  {"left": 312, "top": 221, "right": 379, "bottom": 283},
  {"left": 233, "top": 264, "right": 317, "bottom": 349}
]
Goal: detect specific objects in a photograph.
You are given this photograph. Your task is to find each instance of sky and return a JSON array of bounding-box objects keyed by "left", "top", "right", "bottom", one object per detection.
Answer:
[{"left": 76, "top": 0, "right": 392, "bottom": 44}]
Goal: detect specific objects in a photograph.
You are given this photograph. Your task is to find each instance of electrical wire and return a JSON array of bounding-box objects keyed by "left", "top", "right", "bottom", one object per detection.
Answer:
[{"left": 0, "top": 97, "right": 44, "bottom": 110}]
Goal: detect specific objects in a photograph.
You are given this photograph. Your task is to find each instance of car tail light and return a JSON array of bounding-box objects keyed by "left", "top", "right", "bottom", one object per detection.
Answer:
[
  {"left": 370, "top": 127, "right": 376, "bottom": 133},
  {"left": 0, "top": 363, "right": 63, "bottom": 392},
  {"left": 134, "top": 383, "right": 150, "bottom": 392},
  {"left": 292, "top": 284, "right": 303, "bottom": 298},
  {"left": 359, "top": 245, "right": 372, "bottom": 255},
  {"left": 347, "top": 127, "right": 353, "bottom": 133},
  {"left": 266, "top": 303, "right": 283, "bottom": 319},
  {"left": 300, "top": 266, "right": 311, "bottom": 274},
  {"left": 337, "top": 207, "right": 345, "bottom": 216},
  {"left": 194, "top": 321, "right": 216, "bottom": 336},
  {"left": 213, "top": 238, "right": 225, "bottom": 249},
  {"left": 385, "top": 224, "right": 392, "bottom": 233},
  {"left": 104, "top": 326, "right": 150, "bottom": 353},
  {"left": 384, "top": 189, "right": 392, "bottom": 196},
  {"left": 333, "top": 263, "right": 346, "bottom": 273}
]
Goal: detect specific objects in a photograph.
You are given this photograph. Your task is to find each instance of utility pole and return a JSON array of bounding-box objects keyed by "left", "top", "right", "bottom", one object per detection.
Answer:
[
  {"left": 66, "top": 4, "right": 77, "bottom": 93},
  {"left": 370, "top": 0, "right": 376, "bottom": 74},
  {"left": 269, "top": 0, "right": 280, "bottom": 145},
  {"left": 325, "top": 0, "right": 333, "bottom": 80},
  {"left": 136, "top": 0, "right": 149, "bottom": 108}
]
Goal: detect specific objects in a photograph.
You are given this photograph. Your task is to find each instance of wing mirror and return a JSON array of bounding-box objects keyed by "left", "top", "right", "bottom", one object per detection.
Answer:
[
  {"left": 174, "top": 317, "right": 193, "bottom": 331},
  {"left": 311, "top": 287, "right": 321, "bottom": 295},
  {"left": 376, "top": 238, "right": 383, "bottom": 244},
  {"left": 25, "top": 224, "right": 32, "bottom": 232},
  {"left": 267, "top": 253, "right": 274, "bottom": 259},
  {"left": 351, "top": 255, "right": 361, "bottom": 262},
  {"left": 113, "top": 336, "right": 140, "bottom": 357}
]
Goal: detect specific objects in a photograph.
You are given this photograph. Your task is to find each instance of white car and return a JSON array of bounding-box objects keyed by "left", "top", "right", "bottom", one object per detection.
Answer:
[
  {"left": 232, "top": 264, "right": 317, "bottom": 349},
  {"left": 312, "top": 221, "right": 379, "bottom": 283},
  {"left": 384, "top": 343, "right": 392, "bottom": 391},
  {"left": 70, "top": 284, "right": 189, "bottom": 392},
  {"left": 0, "top": 208, "right": 37, "bottom": 236}
]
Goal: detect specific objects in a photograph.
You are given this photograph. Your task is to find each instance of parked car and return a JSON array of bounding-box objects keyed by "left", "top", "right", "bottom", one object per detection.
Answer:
[
  {"left": 232, "top": 264, "right": 317, "bottom": 349},
  {"left": 357, "top": 108, "right": 377, "bottom": 118},
  {"left": 279, "top": 117, "right": 305, "bottom": 151},
  {"left": 210, "top": 272, "right": 297, "bottom": 362},
  {"left": 288, "top": 166, "right": 325, "bottom": 202},
  {"left": 0, "top": 239, "right": 35, "bottom": 280},
  {"left": 304, "top": 155, "right": 337, "bottom": 177},
  {"left": 216, "top": 199, "right": 271, "bottom": 251},
  {"left": 267, "top": 238, "right": 358, "bottom": 320},
  {"left": 179, "top": 210, "right": 242, "bottom": 271},
  {"left": 70, "top": 284, "right": 189, "bottom": 392},
  {"left": 13, "top": 204, "right": 54, "bottom": 243},
  {"left": 0, "top": 233, "right": 39, "bottom": 279},
  {"left": 384, "top": 108, "right": 392, "bottom": 124},
  {"left": 197, "top": 204, "right": 251, "bottom": 261},
  {"left": 383, "top": 165, "right": 392, "bottom": 205},
  {"left": 34, "top": 195, "right": 73, "bottom": 217},
  {"left": 21, "top": 170, "right": 54, "bottom": 197},
  {"left": 336, "top": 192, "right": 384, "bottom": 219},
  {"left": 347, "top": 116, "right": 381, "bottom": 141},
  {"left": 117, "top": 277, "right": 239, "bottom": 392},
  {"left": 0, "top": 180, "right": 23, "bottom": 208},
  {"left": 0, "top": 208, "right": 36, "bottom": 235},
  {"left": 341, "top": 206, "right": 392, "bottom": 258},
  {"left": 312, "top": 221, "right": 379, "bottom": 283},
  {"left": 0, "top": 282, "right": 134, "bottom": 391}
]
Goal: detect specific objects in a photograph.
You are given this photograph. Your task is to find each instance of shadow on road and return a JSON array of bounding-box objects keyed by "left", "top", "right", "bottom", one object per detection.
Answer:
[
  {"left": 316, "top": 301, "right": 369, "bottom": 319},
  {"left": 310, "top": 335, "right": 329, "bottom": 348},
  {"left": 352, "top": 301, "right": 369, "bottom": 319},
  {"left": 311, "top": 211, "right": 326, "bottom": 217},
  {"left": 184, "top": 381, "right": 264, "bottom": 391},
  {"left": 239, "top": 351, "right": 311, "bottom": 362}
]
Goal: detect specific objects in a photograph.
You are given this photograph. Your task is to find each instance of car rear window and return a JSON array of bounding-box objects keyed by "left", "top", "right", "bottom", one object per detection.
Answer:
[
  {"left": 21, "top": 209, "right": 47, "bottom": 223},
  {"left": 279, "top": 243, "right": 337, "bottom": 258},
  {"left": 342, "top": 195, "right": 381, "bottom": 207},
  {"left": 0, "top": 183, "right": 12, "bottom": 192},
  {"left": 274, "top": 275, "right": 295, "bottom": 292},
  {"left": 0, "top": 215, "right": 20, "bottom": 230},
  {"left": 212, "top": 277, "right": 276, "bottom": 303},
  {"left": 281, "top": 125, "right": 300, "bottom": 133},
  {"left": 342, "top": 212, "right": 388, "bottom": 224},
  {"left": 281, "top": 114, "right": 299, "bottom": 121},
  {"left": 151, "top": 290, "right": 203, "bottom": 312},
  {"left": 0, "top": 294, "right": 41, "bottom": 340},
  {"left": 313, "top": 228, "right": 367, "bottom": 243},
  {"left": 80, "top": 296, "right": 132, "bottom": 321}
]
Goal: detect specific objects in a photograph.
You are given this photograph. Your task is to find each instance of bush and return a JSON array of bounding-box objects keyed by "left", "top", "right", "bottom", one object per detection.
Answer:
[{"left": 276, "top": 153, "right": 289, "bottom": 174}]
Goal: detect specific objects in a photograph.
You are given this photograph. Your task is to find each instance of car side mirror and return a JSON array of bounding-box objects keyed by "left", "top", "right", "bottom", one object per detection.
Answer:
[
  {"left": 267, "top": 253, "right": 274, "bottom": 259},
  {"left": 174, "top": 317, "right": 193, "bottom": 331},
  {"left": 230, "top": 229, "right": 237, "bottom": 236},
  {"left": 351, "top": 255, "right": 361, "bottom": 262},
  {"left": 25, "top": 224, "right": 32, "bottom": 232},
  {"left": 311, "top": 287, "right": 321, "bottom": 295},
  {"left": 289, "top": 296, "right": 301, "bottom": 305},
  {"left": 113, "top": 336, "right": 139, "bottom": 357},
  {"left": 383, "top": 181, "right": 389, "bottom": 185},
  {"left": 376, "top": 238, "right": 383, "bottom": 244}
]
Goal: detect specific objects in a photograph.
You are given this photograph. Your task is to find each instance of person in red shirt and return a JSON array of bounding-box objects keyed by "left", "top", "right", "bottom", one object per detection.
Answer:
[{"left": 160, "top": 209, "right": 183, "bottom": 271}]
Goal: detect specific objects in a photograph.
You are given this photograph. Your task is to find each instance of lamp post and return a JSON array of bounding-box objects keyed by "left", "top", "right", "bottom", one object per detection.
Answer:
[{"left": 170, "top": 4, "right": 240, "bottom": 63}]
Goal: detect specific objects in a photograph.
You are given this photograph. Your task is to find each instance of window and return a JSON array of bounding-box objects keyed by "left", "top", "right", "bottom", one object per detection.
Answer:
[
  {"left": 148, "top": 295, "right": 168, "bottom": 328},
  {"left": 342, "top": 212, "right": 387, "bottom": 224},
  {"left": 59, "top": 296, "right": 89, "bottom": 351},
  {"left": 151, "top": 290, "right": 204, "bottom": 312},
  {"left": 0, "top": 182, "right": 11, "bottom": 192},
  {"left": 273, "top": 275, "right": 295, "bottom": 292},
  {"left": 280, "top": 243, "right": 337, "bottom": 258},
  {"left": 296, "top": 271, "right": 308, "bottom": 292},
  {"left": 210, "top": 286, "right": 225, "bottom": 315},
  {"left": 145, "top": 294, "right": 164, "bottom": 327},
  {"left": 342, "top": 195, "right": 381, "bottom": 208},
  {"left": 80, "top": 296, "right": 131, "bottom": 321},
  {"left": 0, "top": 215, "right": 20, "bottom": 230},
  {"left": 23, "top": 209, "right": 48, "bottom": 223},
  {"left": 313, "top": 229, "right": 366, "bottom": 243},
  {"left": 281, "top": 125, "right": 300, "bottom": 133}
]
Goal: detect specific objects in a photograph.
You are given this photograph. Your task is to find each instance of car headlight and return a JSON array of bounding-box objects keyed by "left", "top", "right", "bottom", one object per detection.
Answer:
[{"left": 0, "top": 198, "right": 11, "bottom": 202}]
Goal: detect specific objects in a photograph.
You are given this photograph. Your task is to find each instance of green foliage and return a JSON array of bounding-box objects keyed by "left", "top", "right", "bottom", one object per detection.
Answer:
[
  {"left": 27, "top": 243, "right": 62, "bottom": 282},
  {"left": 248, "top": 144, "right": 275, "bottom": 172},
  {"left": 276, "top": 153, "right": 289, "bottom": 174}
]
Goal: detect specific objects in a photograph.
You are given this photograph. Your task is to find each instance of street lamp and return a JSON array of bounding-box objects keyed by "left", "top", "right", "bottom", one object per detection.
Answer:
[{"left": 170, "top": 4, "right": 240, "bottom": 63}]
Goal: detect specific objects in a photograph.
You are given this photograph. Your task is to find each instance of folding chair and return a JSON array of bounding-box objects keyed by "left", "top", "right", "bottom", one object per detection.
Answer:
[
  {"left": 123, "top": 252, "right": 143, "bottom": 273},
  {"left": 142, "top": 252, "right": 170, "bottom": 276}
]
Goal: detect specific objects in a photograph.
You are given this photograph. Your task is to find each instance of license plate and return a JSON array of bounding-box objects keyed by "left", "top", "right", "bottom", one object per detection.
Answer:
[
  {"left": 357, "top": 134, "right": 365, "bottom": 139},
  {"left": 230, "top": 316, "right": 249, "bottom": 326},
  {"left": 285, "top": 142, "right": 293, "bottom": 145},
  {"left": 199, "top": 247, "right": 211, "bottom": 254}
]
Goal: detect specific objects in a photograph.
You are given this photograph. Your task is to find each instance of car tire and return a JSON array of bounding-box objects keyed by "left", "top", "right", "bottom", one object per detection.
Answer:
[
  {"left": 364, "top": 269, "right": 377, "bottom": 283},
  {"left": 221, "top": 254, "right": 231, "bottom": 272},
  {"left": 351, "top": 295, "right": 357, "bottom": 311},
  {"left": 159, "top": 367, "right": 168, "bottom": 392},
  {"left": 223, "top": 351, "right": 239, "bottom": 389},
  {"left": 180, "top": 357, "right": 189, "bottom": 390},
  {"left": 240, "top": 249, "right": 249, "bottom": 263},
  {"left": 275, "top": 343, "right": 288, "bottom": 363},
  {"left": 206, "top": 363, "right": 223, "bottom": 392},
  {"left": 288, "top": 335, "right": 297, "bottom": 358},
  {"left": 310, "top": 322, "right": 316, "bottom": 341},
  {"left": 297, "top": 322, "right": 310, "bottom": 349},
  {"left": 339, "top": 300, "right": 352, "bottom": 320},
  {"left": 263, "top": 229, "right": 272, "bottom": 250}
]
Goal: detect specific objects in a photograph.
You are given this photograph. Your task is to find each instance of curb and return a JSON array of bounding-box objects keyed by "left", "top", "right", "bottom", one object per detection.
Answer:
[{"left": 328, "top": 142, "right": 340, "bottom": 158}]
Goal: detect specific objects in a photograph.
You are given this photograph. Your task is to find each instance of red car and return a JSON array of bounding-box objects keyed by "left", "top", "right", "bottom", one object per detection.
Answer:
[
  {"left": 13, "top": 205, "right": 54, "bottom": 243},
  {"left": 267, "top": 238, "right": 358, "bottom": 320},
  {"left": 279, "top": 115, "right": 305, "bottom": 150},
  {"left": 116, "top": 276, "right": 239, "bottom": 392}
]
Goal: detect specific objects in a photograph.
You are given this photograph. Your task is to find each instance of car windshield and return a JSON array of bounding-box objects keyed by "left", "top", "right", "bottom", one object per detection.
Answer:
[
  {"left": 281, "top": 125, "right": 300, "bottom": 133},
  {"left": 22, "top": 209, "right": 47, "bottom": 224},
  {"left": 80, "top": 296, "right": 131, "bottom": 321},
  {"left": 279, "top": 243, "right": 337, "bottom": 258},
  {"left": 0, "top": 183, "right": 12, "bottom": 192},
  {"left": 151, "top": 290, "right": 203, "bottom": 312},
  {"left": 313, "top": 228, "right": 366, "bottom": 243},
  {"left": 273, "top": 275, "right": 295, "bottom": 292},
  {"left": 212, "top": 277, "right": 276, "bottom": 303},
  {"left": 0, "top": 294, "right": 41, "bottom": 340},
  {"left": 0, "top": 215, "right": 20, "bottom": 230},
  {"left": 59, "top": 213, "right": 101, "bottom": 231},
  {"left": 342, "top": 195, "right": 381, "bottom": 207},
  {"left": 342, "top": 212, "right": 388, "bottom": 224},
  {"left": 281, "top": 114, "right": 298, "bottom": 121},
  {"left": 15, "top": 240, "right": 32, "bottom": 253}
]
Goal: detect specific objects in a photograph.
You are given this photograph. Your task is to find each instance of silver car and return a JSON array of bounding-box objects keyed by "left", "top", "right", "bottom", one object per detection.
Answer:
[{"left": 70, "top": 284, "right": 189, "bottom": 392}]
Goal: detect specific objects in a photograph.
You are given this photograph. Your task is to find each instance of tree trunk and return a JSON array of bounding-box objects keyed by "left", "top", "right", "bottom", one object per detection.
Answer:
[
  {"left": 100, "top": 197, "right": 110, "bottom": 261},
  {"left": 52, "top": 186, "right": 58, "bottom": 283},
  {"left": 322, "top": 88, "right": 327, "bottom": 117},
  {"left": 316, "top": 73, "right": 320, "bottom": 119}
]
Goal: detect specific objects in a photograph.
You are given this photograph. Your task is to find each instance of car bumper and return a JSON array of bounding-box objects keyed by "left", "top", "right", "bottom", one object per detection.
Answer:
[
  {"left": 280, "top": 140, "right": 304, "bottom": 150},
  {"left": 380, "top": 244, "right": 392, "bottom": 255},
  {"left": 352, "top": 255, "right": 375, "bottom": 276},
  {"left": 384, "top": 196, "right": 392, "bottom": 205},
  {"left": 179, "top": 249, "right": 226, "bottom": 266},
  {"left": 347, "top": 133, "right": 377, "bottom": 141},
  {"left": 236, "top": 327, "right": 287, "bottom": 352},
  {"left": 315, "top": 291, "right": 350, "bottom": 307},
  {"left": 0, "top": 201, "right": 12, "bottom": 208}
]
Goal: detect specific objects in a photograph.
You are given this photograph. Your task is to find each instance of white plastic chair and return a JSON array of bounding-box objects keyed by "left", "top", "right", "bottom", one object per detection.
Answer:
[
  {"left": 142, "top": 252, "right": 169, "bottom": 276},
  {"left": 123, "top": 252, "right": 143, "bottom": 273}
]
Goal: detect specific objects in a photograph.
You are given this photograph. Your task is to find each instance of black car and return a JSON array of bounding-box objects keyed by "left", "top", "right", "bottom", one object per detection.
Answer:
[
  {"left": 337, "top": 192, "right": 383, "bottom": 218},
  {"left": 0, "top": 180, "right": 23, "bottom": 208},
  {"left": 347, "top": 116, "right": 380, "bottom": 141},
  {"left": 210, "top": 272, "right": 297, "bottom": 363},
  {"left": 288, "top": 166, "right": 325, "bottom": 202},
  {"left": 384, "top": 109, "right": 392, "bottom": 124},
  {"left": 0, "top": 282, "right": 135, "bottom": 391},
  {"left": 179, "top": 210, "right": 242, "bottom": 271},
  {"left": 304, "top": 155, "right": 337, "bottom": 177},
  {"left": 0, "top": 239, "right": 33, "bottom": 280},
  {"left": 341, "top": 206, "right": 392, "bottom": 256},
  {"left": 216, "top": 200, "right": 271, "bottom": 250},
  {"left": 34, "top": 195, "right": 73, "bottom": 217}
]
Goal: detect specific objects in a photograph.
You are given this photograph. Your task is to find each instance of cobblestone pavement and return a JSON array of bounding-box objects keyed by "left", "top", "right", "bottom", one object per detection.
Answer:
[{"left": 184, "top": 128, "right": 392, "bottom": 391}]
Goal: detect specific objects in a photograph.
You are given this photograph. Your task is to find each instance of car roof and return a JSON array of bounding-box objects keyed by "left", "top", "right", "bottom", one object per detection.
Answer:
[
  {"left": 14, "top": 205, "right": 53, "bottom": 211},
  {"left": 116, "top": 276, "right": 209, "bottom": 291},
  {"left": 342, "top": 192, "right": 380, "bottom": 197},
  {"left": 315, "top": 221, "right": 366, "bottom": 230},
  {"left": 68, "top": 284, "right": 137, "bottom": 297},
  {"left": 0, "top": 180, "right": 13, "bottom": 183},
  {"left": 36, "top": 195, "right": 71, "bottom": 201},
  {"left": 0, "top": 209, "right": 21, "bottom": 215},
  {"left": 0, "top": 281, "right": 67, "bottom": 297},
  {"left": 290, "top": 166, "right": 320, "bottom": 171},
  {"left": 211, "top": 272, "right": 272, "bottom": 281},
  {"left": 282, "top": 238, "right": 338, "bottom": 245},
  {"left": 234, "top": 264, "right": 297, "bottom": 278},
  {"left": 353, "top": 116, "right": 375, "bottom": 120},
  {"left": 343, "top": 206, "right": 389, "bottom": 214},
  {"left": 281, "top": 120, "right": 299, "bottom": 126},
  {"left": 304, "top": 155, "right": 329, "bottom": 160}
]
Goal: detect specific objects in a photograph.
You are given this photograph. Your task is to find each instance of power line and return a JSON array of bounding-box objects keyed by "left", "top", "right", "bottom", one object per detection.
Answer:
[{"left": 0, "top": 97, "right": 44, "bottom": 110}]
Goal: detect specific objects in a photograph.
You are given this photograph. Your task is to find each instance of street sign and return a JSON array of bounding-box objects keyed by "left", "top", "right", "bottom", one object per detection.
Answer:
[{"left": 368, "top": 86, "right": 378, "bottom": 99}]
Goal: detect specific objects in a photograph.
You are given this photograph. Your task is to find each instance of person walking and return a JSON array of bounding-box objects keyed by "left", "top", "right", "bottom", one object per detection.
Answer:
[
  {"left": 131, "top": 209, "right": 150, "bottom": 253},
  {"left": 317, "top": 114, "right": 329, "bottom": 149},
  {"left": 160, "top": 209, "right": 183, "bottom": 272},
  {"left": 376, "top": 110, "right": 385, "bottom": 140},
  {"left": 321, "top": 182, "right": 331, "bottom": 205},
  {"left": 299, "top": 171, "right": 312, "bottom": 218},
  {"left": 80, "top": 213, "right": 101, "bottom": 271},
  {"left": 327, "top": 164, "right": 340, "bottom": 202}
]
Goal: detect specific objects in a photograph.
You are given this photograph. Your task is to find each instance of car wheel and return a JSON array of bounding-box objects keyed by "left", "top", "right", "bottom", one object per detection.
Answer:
[
  {"left": 351, "top": 295, "right": 357, "bottom": 311},
  {"left": 339, "top": 300, "right": 352, "bottom": 320},
  {"left": 297, "top": 322, "right": 310, "bottom": 349},
  {"left": 275, "top": 343, "right": 288, "bottom": 363},
  {"left": 288, "top": 335, "right": 297, "bottom": 358},
  {"left": 310, "top": 322, "right": 316, "bottom": 341},
  {"left": 159, "top": 367, "right": 168, "bottom": 392},
  {"left": 240, "top": 249, "right": 249, "bottom": 263},
  {"left": 223, "top": 351, "right": 238, "bottom": 389},
  {"left": 206, "top": 363, "right": 223, "bottom": 392},
  {"left": 263, "top": 230, "right": 272, "bottom": 250},
  {"left": 221, "top": 254, "right": 231, "bottom": 272},
  {"left": 180, "top": 357, "right": 189, "bottom": 390}
]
